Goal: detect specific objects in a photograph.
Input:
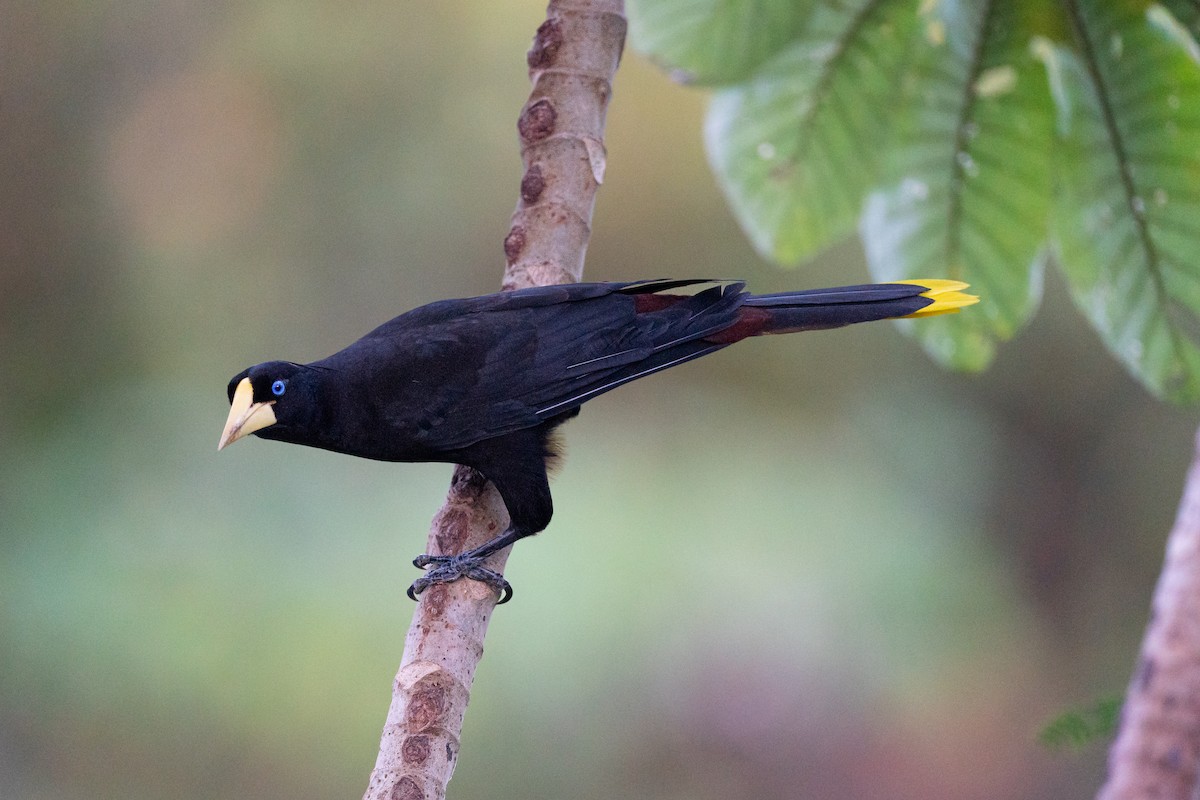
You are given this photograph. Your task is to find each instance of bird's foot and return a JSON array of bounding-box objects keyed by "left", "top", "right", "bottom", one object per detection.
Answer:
[{"left": 407, "top": 553, "right": 513, "bottom": 604}]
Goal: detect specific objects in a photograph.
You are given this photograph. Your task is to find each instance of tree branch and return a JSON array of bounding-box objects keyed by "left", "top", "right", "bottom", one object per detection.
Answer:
[
  {"left": 363, "top": 3, "right": 625, "bottom": 799},
  {"left": 1097, "top": 425, "right": 1200, "bottom": 800}
]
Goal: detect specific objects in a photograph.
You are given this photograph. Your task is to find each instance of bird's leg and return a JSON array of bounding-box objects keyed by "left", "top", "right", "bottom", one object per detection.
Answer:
[
  {"left": 408, "top": 436, "right": 556, "bottom": 604},
  {"left": 407, "top": 527, "right": 530, "bottom": 604}
]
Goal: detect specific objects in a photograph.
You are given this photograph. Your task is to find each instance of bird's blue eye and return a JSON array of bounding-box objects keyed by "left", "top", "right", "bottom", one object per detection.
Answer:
[{"left": 271, "top": 380, "right": 286, "bottom": 397}]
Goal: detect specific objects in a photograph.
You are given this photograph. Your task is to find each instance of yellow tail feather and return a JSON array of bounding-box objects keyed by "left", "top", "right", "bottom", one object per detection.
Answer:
[{"left": 894, "top": 279, "right": 980, "bottom": 318}]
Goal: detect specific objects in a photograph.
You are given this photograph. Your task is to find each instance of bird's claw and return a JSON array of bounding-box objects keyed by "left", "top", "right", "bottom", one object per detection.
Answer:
[{"left": 407, "top": 554, "right": 513, "bottom": 604}]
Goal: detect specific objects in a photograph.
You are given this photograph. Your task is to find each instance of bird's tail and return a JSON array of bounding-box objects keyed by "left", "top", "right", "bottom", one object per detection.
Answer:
[{"left": 739, "top": 279, "right": 978, "bottom": 337}]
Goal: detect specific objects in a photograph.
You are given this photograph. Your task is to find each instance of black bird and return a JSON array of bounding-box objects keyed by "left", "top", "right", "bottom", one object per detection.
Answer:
[{"left": 219, "top": 278, "right": 977, "bottom": 602}]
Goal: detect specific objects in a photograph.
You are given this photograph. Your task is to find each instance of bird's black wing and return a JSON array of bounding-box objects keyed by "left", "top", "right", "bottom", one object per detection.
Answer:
[
  {"left": 358, "top": 279, "right": 713, "bottom": 340},
  {"left": 516, "top": 283, "right": 745, "bottom": 419},
  {"left": 321, "top": 280, "right": 745, "bottom": 453}
]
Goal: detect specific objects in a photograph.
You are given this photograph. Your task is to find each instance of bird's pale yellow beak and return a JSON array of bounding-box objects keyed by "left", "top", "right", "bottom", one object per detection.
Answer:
[{"left": 218, "top": 378, "right": 276, "bottom": 451}]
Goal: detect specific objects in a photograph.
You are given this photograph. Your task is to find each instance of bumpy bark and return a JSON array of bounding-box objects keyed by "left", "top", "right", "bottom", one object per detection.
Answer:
[{"left": 363, "top": 4, "right": 626, "bottom": 799}]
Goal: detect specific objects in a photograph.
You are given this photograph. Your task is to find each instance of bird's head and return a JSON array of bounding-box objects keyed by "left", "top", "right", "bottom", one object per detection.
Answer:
[{"left": 218, "top": 361, "right": 323, "bottom": 451}]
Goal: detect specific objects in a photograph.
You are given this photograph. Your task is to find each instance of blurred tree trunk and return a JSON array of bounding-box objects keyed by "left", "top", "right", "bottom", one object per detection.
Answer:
[{"left": 1098, "top": 426, "right": 1200, "bottom": 799}]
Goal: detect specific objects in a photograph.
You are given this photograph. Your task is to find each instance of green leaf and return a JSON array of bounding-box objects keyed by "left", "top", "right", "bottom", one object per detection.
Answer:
[
  {"left": 861, "top": 1, "right": 1055, "bottom": 371},
  {"left": 1046, "top": 0, "right": 1200, "bottom": 402},
  {"left": 632, "top": 0, "right": 1200, "bottom": 393},
  {"left": 1151, "top": 0, "right": 1200, "bottom": 63},
  {"left": 627, "top": 0, "right": 815, "bottom": 85},
  {"left": 1039, "top": 695, "right": 1122, "bottom": 750},
  {"left": 705, "top": 0, "right": 918, "bottom": 264}
]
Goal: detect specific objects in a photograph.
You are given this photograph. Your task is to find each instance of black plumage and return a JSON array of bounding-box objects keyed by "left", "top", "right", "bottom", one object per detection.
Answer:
[{"left": 219, "top": 278, "right": 976, "bottom": 601}]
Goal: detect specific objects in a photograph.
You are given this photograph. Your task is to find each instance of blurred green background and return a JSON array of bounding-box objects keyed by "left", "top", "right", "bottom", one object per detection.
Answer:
[{"left": 2, "top": 2, "right": 1195, "bottom": 798}]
